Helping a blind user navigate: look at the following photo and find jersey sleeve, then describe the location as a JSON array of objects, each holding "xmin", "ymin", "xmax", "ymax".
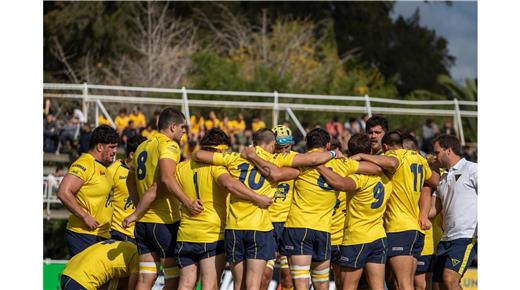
[
  {"xmin": 211, "ymin": 165, "xmax": 229, "ymax": 182},
  {"xmin": 212, "ymin": 152, "xmax": 239, "ymax": 167},
  {"xmin": 348, "ymin": 174, "xmax": 366, "ymax": 191},
  {"xmin": 272, "ymin": 151, "xmax": 296, "ymax": 167},
  {"xmin": 339, "ymin": 158, "xmax": 360, "ymax": 177},
  {"xmin": 422, "ymin": 157, "xmax": 433, "ymax": 181},
  {"xmin": 158, "ymin": 140, "xmax": 181, "ymax": 162},
  {"xmin": 67, "ymin": 157, "xmax": 92, "ymax": 182}
]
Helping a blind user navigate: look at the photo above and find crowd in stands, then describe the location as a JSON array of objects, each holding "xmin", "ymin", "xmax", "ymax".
[{"xmin": 44, "ymin": 102, "xmax": 477, "ymax": 163}]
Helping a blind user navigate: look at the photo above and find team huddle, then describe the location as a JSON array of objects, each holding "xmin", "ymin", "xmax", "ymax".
[{"xmin": 56, "ymin": 107, "xmax": 478, "ymax": 290}]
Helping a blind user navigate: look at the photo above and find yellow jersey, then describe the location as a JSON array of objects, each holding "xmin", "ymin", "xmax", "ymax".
[
  {"xmin": 129, "ymin": 113, "xmax": 146, "ymax": 128},
  {"xmin": 384, "ymin": 149, "xmax": 432, "ymax": 233},
  {"xmin": 212, "ymin": 146, "xmax": 294, "ymax": 231},
  {"xmin": 205, "ymin": 118, "xmax": 221, "ymax": 130},
  {"xmin": 330, "ymin": 191, "xmax": 347, "ymax": 246},
  {"xmin": 252, "ymin": 120, "xmax": 266, "ymax": 132},
  {"xmin": 342, "ymin": 173, "xmax": 392, "ymax": 246},
  {"xmin": 229, "ymin": 119, "xmax": 246, "ymax": 134},
  {"xmin": 66, "ymin": 153, "xmax": 114, "ymax": 238},
  {"xmin": 285, "ymin": 154, "xmax": 359, "ymax": 233},
  {"xmin": 114, "ymin": 115, "xmax": 129, "ymax": 131},
  {"xmin": 176, "ymin": 160, "xmax": 229, "ymax": 242},
  {"xmin": 269, "ymin": 151, "xmax": 298, "ymax": 223},
  {"xmin": 98, "ymin": 115, "xmax": 112, "ymax": 127},
  {"xmin": 62, "ymin": 240, "xmax": 138, "ymax": 290},
  {"xmin": 108, "ymin": 160, "xmax": 135, "ymax": 238},
  {"xmin": 141, "ymin": 129, "xmax": 158, "ymax": 139},
  {"xmin": 133, "ymin": 132, "xmax": 181, "ymax": 224}
]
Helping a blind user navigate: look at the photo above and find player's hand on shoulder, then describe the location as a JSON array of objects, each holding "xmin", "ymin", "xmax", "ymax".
[
  {"xmin": 334, "ymin": 148, "xmax": 344, "ymax": 158},
  {"xmin": 240, "ymin": 146, "xmax": 256, "ymax": 160}
]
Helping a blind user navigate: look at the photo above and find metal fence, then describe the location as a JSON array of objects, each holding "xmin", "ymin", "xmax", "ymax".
[
  {"xmin": 43, "ymin": 83, "xmax": 477, "ymax": 145},
  {"xmin": 43, "ymin": 175, "xmax": 63, "ymax": 218}
]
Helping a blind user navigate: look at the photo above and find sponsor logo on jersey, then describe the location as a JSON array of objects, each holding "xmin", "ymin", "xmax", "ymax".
[{"xmin": 71, "ymin": 164, "xmax": 87, "ymax": 171}]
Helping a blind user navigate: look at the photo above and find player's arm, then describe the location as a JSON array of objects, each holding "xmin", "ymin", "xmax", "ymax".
[
  {"xmin": 159, "ymin": 158, "xmax": 203, "ymax": 216},
  {"xmin": 125, "ymin": 169, "xmax": 139, "ymax": 205},
  {"xmin": 123, "ymin": 182, "xmax": 158, "ymax": 228},
  {"xmin": 191, "ymin": 150, "xmax": 216, "ymax": 164},
  {"xmin": 355, "ymin": 161, "xmax": 383, "ymax": 175},
  {"xmin": 424, "ymin": 169, "xmax": 440, "ymax": 188},
  {"xmin": 217, "ymin": 173, "xmax": 272, "ymax": 209},
  {"xmin": 419, "ymin": 185, "xmax": 433, "ymax": 230},
  {"xmin": 241, "ymin": 147, "xmax": 299, "ymax": 182},
  {"xmin": 56, "ymin": 174, "xmax": 99, "ymax": 230},
  {"xmin": 290, "ymin": 149, "xmax": 341, "ymax": 167},
  {"xmin": 428, "ymin": 194, "xmax": 442, "ymax": 219},
  {"xmin": 316, "ymin": 165, "xmax": 357, "ymax": 193},
  {"xmin": 351, "ymin": 153, "xmax": 399, "ymax": 171}
]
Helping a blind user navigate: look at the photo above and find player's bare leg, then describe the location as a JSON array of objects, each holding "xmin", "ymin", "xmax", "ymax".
[
  {"xmin": 442, "ymin": 269, "xmax": 462, "ymax": 290},
  {"xmin": 246, "ymin": 259, "xmax": 268, "ymax": 290},
  {"xmin": 260, "ymin": 259, "xmax": 275, "ymax": 290},
  {"xmin": 365, "ymin": 262, "xmax": 386, "ymax": 290},
  {"xmin": 161, "ymin": 257, "xmax": 180, "ymax": 290},
  {"xmin": 331, "ymin": 263, "xmax": 343, "ymax": 290},
  {"xmin": 310, "ymin": 260, "xmax": 330, "ymax": 290},
  {"xmin": 289, "ymin": 255, "xmax": 312, "ymax": 290},
  {"xmin": 279, "ymin": 255, "xmax": 294, "ymax": 290},
  {"xmin": 414, "ymin": 272, "xmax": 427, "ymax": 290},
  {"xmin": 389, "ymin": 256, "xmax": 416, "ymax": 290},
  {"xmin": 231, "ymin": 261, "xmax": 246, "ymax": 290},
  {"xmin": 135, "ymin": 253, "xmax": 160, "ymax": 290},
  {"xmin": 177, "ymin": 264, "xmax": 198, "ymax": 290},
  {"xmin": 200, "ymin": 253, "xmax": 226, "ymax": 290},
  {"xmin": 342, "ymin": 267, "xmax": 364, "ymax": 290}
]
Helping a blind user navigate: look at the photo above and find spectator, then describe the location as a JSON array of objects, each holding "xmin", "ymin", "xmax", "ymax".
[
  {"xmin": 344, "ymin": 117, "xmax": 362, "ymax": 134},
  {"xmin": 74, "ymin": 108, "xmax": 86, "ymax": 124},
  {"xmin": 114, "ymin": 108, "xmax": 129, "ymax": 134},
  {"xmin": 59, "ymin": 116, "xmax": 80, "ymax": 153},
  {"xmin": 44, "ymin": 113, "xmax": 60, "ymax": 153},
  {"xmin": 141, "ymin": 124, "xmax": 158, "ymax": 139},
  {"xmin": 204, "ymin": 110, "xmax": 221, "ymax": 130},
  {"xmin": 359, "ymin": 113, "xmax": 370, "ymax": 132},
  {"xmin": 326, "ymin": 116, "xmax": 344, "ymax": 138},
  {"xmin": 148, "ymin": 110, "xmax": 161, "ymax": 130},
  {"xmin": 421, "ymin": 118, "xmax": 440, "ymax": 153},
  {"xmin": 129, "ymin": 106, "xmax": 147, "ymax": 129},
  {"xmin": 77, "ymin": 123, "xmax": 93, "ymax": 154},
  {"xmin": 98, "ymin": 113, "xmax": 112, "ymax": 127},
  {"xmin": 251, "ymin": 115, "xmax": 266, "ymax": 132},
  {"xmin": 189, "ymin": 112, "xmax": 205, "ymax": 141},
  {"xmin": 121, "ymin": 120, "xmax": 138, "ymax": 145},
  {"xmin": 48, "ymin": 165, "xmax": 66, "ymax": 196},
  {"xmin": 441, "ymin": 121, "xmax": 457, "ymax": 136},
  {"xmin": 462, "ymin": 145, "xmax": 477, "ymax": 162}
]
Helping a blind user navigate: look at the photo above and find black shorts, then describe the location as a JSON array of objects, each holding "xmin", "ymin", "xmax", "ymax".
[
  {"xmin": 416, "ymin": 255, "xmax": 434, "ymax": 273},
  {"xmin": 273, "ymin": 222, "xmax": 285, "ymax": 253},
  {"xmin": 281, "ymin": 227, "xmax": 331, "ymax": 262},
  {"xmin": 65, "ymin": 230, "xmax": 106, "ymax": 257},
  {"xmin": 174, "ymin": 240, "xmax": 225, "ymax": 268},
  {"xmin": 387, "ymin": 230, "xmax": 424, "ymax": 258},
  {"xmin": 225, "ymin": 229, "xmax": 276, "ymax": 263},
  {"xmin": 339, "ymin": 238, "xmax": 387, "ymax": 269},
  {"xmin": 331, "ymin": 244, "xmax": 342, "ymax": 266},
  {"xmin": 110, "ymin": 229, "xmax": 136, "ymax": 245},
  {"xmin": 134, "ymin": 221, "xmax": 179, "ymax": 259},
  {"xmin": 433, "ymin": 238, "xmax": 477, "ymax": 282},
  {"xmin": 60, "ymin": 275, "xmax": 86, "ymax": 290}
]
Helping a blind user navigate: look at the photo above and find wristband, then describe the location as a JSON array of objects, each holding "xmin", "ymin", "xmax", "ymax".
[{"xmin": 329, "ymin": 150, "xmax": 337, "ymax": 158}]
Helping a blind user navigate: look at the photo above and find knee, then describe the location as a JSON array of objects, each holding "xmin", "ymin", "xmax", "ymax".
[{"xmin": 442, "ymin": 272, "xmax": 460, "ymax": 289}]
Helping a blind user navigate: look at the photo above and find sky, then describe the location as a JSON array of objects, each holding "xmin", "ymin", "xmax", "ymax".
[{"xmin": 391, "ymin": 1, "xmax": 477, "ymax": 83}]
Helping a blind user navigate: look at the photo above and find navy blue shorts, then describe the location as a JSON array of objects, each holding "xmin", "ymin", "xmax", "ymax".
[
  {"xmin": 281, "ymin": 227, "xmax": 331, "ymax": 262},
  {"xmin": 110, "ymin": 229, "xmax": 136, "ymax": 245},
  {"xmin": 387, "ymin": 230, "xmax": 424, "ymax": 258},
  {"xmin": 175, "ymin": 240, "xmax": 225, "ymax": 268},
  {"xmin": 273, "ymin": 222, "xmax": 285, "ymax": 253},
  {"xmin": 61, "ymin": 275, "xmax": 87, "ymax": 290},
  {"xmin": 134, "ymin": 221, "xmax": 179, "ymax": 258},
  {"xmin": 331, "ymin": 244, "xmax": 342, "ymax": 265},
  {"xmin": 65, "ymin": 230, "xmax": 107, "ymax": 256},
  {"xmin": 433, "ymin": 238, "xmax": 477, "ymax": 282},
  {"xmin": 225, "ymin": 229, "xmax": 276, "ymax": 263},
  {"xmin": 416, "ymin": 255, "xmax": 434, "ymax": 273},
  {"xmin": 339, "ymin": 238, "xmax": 387, "ymax": 269}
]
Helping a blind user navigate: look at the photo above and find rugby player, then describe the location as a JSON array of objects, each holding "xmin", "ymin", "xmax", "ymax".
[
  {"xmin": 108, "ymin": 135, "xmax": 147, "ymax": 243},
  {"xmin": 61, "ymin": 239, "xmax": 139, "ymax": 290},
  {"xmin": 175, "ymin": 129, "xmax": 272, "ymax": 290},
  {"xmin": 124, "ymin": 108, "xmax": 203, "ymax": 290},
  {"xmin": 57, "ymin": 125, "xmax": 119, "ymax": 256},
  {"xmin": 351, "ymin": 131, "xmax": 439, "ymax": 290},
  {"xmin": 317, "ymin": 133, "xmax": 391, "ymax": 290}
]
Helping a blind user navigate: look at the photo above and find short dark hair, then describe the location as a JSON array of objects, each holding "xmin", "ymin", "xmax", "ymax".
[
  {"xmin": 433, "ymin": 134, "xmax": 462, "ymax": 156},
  {"xmin": 253, "ymin": 128, "xmax": 275, "ymax": 146},
  {"xmin": 306, "ymin": 128, "xmax": 330, "ymax": 150},
  {"xmin": 347, "ymin": 133, "xmax": 371, "ymax": 155},
  {"xmin": 365, "ymin": 115, "xmax": 388, "ymax": 133},
  {"xmin": 382, "ymin": 130, "xmax": 403, "ymax": 147},
  {"xmin": 329, "ymin": 138, "xmax": 342, "ymax": 151},
  {"xmin": 89, "ymin": 125, "xmax": 119, "ymax": 149},
  {"xmin": 158, "ymin": 108, "xmax": 185, "ymax": 130},
  {"xmin": 402, "ymin": 133, "xmax": 419, "ymax": 151},
  {"xmin": 126, "ymin": 135, "xmax": 147, "ymax": 157},
  {"xmin": 201, "ymin": 128, "xmax": 231, "ymax": 151}
]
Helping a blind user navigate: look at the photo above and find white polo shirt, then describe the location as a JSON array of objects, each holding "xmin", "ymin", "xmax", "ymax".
[{"xmin": 435, "ymin": 158, "xmax": 477, "ymax": 241}]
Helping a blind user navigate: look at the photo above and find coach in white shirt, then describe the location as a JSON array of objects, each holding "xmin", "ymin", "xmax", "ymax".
[{"xmin": 429, "ymin": 134, "xmax": 477, "ymax": 290}]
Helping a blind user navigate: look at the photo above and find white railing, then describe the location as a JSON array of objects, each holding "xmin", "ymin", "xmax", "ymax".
[
  {"xmin": 43, "ymin": 176, "xmax": 63, "ymax": 218},
  {"xmin": 43, "ymin": 83, "xmax": 477, "ymax": 145}
]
